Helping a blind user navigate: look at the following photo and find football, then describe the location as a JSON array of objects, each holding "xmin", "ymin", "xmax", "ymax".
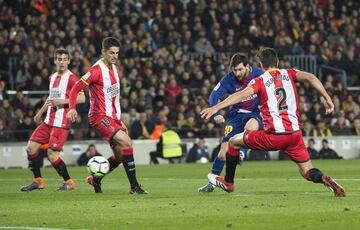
[{"xmin": 87, "ymin": 156, "xmax": 110, "ymax": 178}]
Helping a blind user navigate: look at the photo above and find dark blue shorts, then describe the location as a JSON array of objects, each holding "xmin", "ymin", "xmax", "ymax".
[{"xmin": 222, "ymin": 112, "xmax": 262, "ymax": 143}]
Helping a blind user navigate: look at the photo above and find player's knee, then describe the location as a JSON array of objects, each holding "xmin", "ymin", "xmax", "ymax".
[
  {"xmin": 113, "ymin": 133, "xmax": 132, "ymax": 147},
  {"xmin": 47, "ymin": 149, "xmax": 59, "ymax": 162},
  {"xmin": 229, "ymin": 136, "xmax": 242, "ymax": 148},
  {"xmin": 26, "ymin": 144, "xmax": 37, "ymax": 156}
]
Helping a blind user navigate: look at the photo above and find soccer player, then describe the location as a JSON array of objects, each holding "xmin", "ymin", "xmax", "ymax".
[
  {"xmin": 201, "ymin": 47, "xmax": 346, "ymax": 197},
  {"xmin": 198, "ymin": 53, "xmax": 263, "ymax": 193},
  {"xmin": 20, "ymin": 48, "xmax": 85, "ymax": 191},
  {"xmin": 67, "ymin": 37, "xmax": 147, "ymax": 194}
]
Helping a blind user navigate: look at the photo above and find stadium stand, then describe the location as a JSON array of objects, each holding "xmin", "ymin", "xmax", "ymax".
[{"xmin": 0, "ymin": 0, "xmax": 359, "ymax": 141}]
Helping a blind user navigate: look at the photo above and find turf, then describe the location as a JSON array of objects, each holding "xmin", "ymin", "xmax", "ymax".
[{"xmin": 0, "ymin": 160, "xmax": 359, "ymax": 230}]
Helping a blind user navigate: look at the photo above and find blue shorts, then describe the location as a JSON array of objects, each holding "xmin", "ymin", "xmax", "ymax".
[{"xmin": 222, "ymin": 112, "xmax": 262, "ymax": 143}]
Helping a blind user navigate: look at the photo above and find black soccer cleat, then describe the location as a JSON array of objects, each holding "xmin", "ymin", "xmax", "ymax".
[
  {"xmin": 129, "ymin": 185, "xmax": 148, "ymax": 194},
  {"xmin": 87, "ymin": 175, "xmax": 103, "ymax": 193}
]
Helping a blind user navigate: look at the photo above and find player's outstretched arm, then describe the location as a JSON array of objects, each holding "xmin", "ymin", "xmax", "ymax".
[
  {"xmin": 67, "ymin": 79, "xmax": 88, "ymax": 122},
  {"xmin": 201, "ymin": 87, "xmax": 254, "ymax": 120},
  {"xmin": 296, "ymin": 71, "xmax": 334, "ymax": 114}
]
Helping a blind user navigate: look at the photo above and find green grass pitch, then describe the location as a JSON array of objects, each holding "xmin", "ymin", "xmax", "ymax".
[{"xmin": 0, "ymin": 160, "xmax": 359, "ymax": 230}]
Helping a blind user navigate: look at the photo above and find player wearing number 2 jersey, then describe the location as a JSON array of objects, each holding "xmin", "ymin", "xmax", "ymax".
[{"xmin": 201, "ymin": 47, "xmax": 346, "ymax": 197}]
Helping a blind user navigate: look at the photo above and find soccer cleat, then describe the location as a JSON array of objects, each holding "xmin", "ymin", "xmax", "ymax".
[
  {"xmin": 208, "ymin": 173, "xmax": 234, "ymax": 193},
  {"xmin": 239, "ymin": 150, "xmax": 245, "ymax": 166},
  {"xmin": 56, "ymin": 179, "xmax": 76, "ymax": 191},
  {"xmin": 129, "ymin": 185, "xmax": 148, "ymax": 194},
  {"xmin": 198, "ymin": 182, "xmax": 215, "ymax": 193},
  {"xmin": 87, "ymin": 175, "xmax": 102, "ymax": 193},
  {"xmin": 20, "ymin": 177, "xmax": 45, "ymax": 191},
  {"xmin": 321, "ymin": 176, "xmax": 346, "ymax": 197}
]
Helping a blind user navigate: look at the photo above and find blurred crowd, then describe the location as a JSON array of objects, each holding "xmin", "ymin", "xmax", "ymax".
[{"xmin": 0, "ymin": 0, "xmax": 359, "ymax": 141}]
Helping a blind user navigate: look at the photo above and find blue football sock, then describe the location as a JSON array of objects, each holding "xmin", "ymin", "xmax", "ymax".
[
  {"xmin": 211, "ymin": 156, "xmax": 226, "ymax": 175},
  {"xmin": 240, "ymin": 148, "xmax": 248, "ymax": 158}
]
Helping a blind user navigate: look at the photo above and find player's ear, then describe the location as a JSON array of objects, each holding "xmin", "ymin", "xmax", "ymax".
[{"xmin": 101, "ymin": 49, "xmax": 105, "ymax": 56}]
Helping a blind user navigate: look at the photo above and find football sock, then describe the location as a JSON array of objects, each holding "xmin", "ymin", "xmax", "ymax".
[
  {"xmin": 211, "ymin": 156, "xmax": 225, "ymax": 175},
  {"xmin": 52, "ymin": 157, "xmax": 70, "ymax": 181},
  {"xmin": 121, "ymin": 147, "xmax": 139, "ymax": 189},
  {"xmin": 224, "ymin": 145, "xmax": 240, "ymax": 183},
  {"xmin": 304, "ymin": 168, "xmax": 324, "ymax": 183},
  {"xmin": 108, "ymin": 155, "xmax": 121, "ymax": 173},
  {"xmin": 28, "ymin": 153, "xmax": 42, "ymax": 178},
  {"xmin": 239, "ymin": 148, "xmax": 248, "ymax": 158}
]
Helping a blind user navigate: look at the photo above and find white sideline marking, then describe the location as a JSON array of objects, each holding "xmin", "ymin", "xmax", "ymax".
[{"xmin": 0, "ymin": 226, "xmax": 85, "ymax": 230}]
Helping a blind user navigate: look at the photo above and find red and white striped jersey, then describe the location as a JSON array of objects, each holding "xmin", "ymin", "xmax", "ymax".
[
  {"xmin": 44, "ymin": 70, "xmax": 79, "ymax": 128},
  {"xmin": 80, "ymin": 59, "xmax": 122, "ymax": 124},
  {"xmin": 248, "ymin": 68, "xmax": 300, "ymax": 134}
]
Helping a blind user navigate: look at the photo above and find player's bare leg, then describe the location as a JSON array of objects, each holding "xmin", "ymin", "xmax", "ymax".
[
  {"xmin": 20, "ymin": 141, "xmax": 45, "ymax": 191},
  {"xmin": 47, "ymin": 149, "xmax": 76, "ymax": 191},
  {"xmin": 297, "ymin": 161, "xmax": 346, "ymax": 197}
]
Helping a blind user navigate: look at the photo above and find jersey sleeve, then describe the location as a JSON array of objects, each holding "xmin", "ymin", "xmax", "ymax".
[
  {"xmin": 70, "ymin": 74, "xmax": 84, "ymax": 95},
  {"xmin": 247, "ymin": 77, "xmax": 261, "ymax": 94},
  {"xmin": 81, "ymin": 66, "xmax": 100, "ymax": 86},
  {"xmin": 209, "ymin": 77, "xmax": 229, "ymax": 117},
  {"xmin": 287, "ymin": 68, "xmax": 299, "ymax": 81}
]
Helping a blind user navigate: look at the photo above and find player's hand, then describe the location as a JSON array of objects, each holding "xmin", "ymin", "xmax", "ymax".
[
  {"xmin": 48, "ymin": 99, "xmax": 63, "ymax": 107},
  {"xmin": 323, "ymin": 98, "xmax": 334, "ymax": 115},
  {"xmin": 213, "ymin": 115, "xmax": 225, "ymax": 124},
  {"xmin": 200, "ymin": 107, "xmax": 219, "ymax": 120},
  {"xmin": 66, "ymin": 109, "xmax": 78, "ymax": 122},
  {"xmin": 33, "ymin": 113, "xmax": 43, "ymax": 124}
]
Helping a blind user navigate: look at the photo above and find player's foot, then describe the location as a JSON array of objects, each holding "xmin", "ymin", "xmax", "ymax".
[
  {"xmin": 208, "ymin": 173, "xmax": 234, "ymax": 193},
  {"xmin": 129, "ymin": 185, "xmax": 148, "ymax": 194},
  {"xmin": 198, "ymin": 182, "xmax": 215, "ymax": 193},
  {"xmin": 321, "ymin": 176, "xmax": 346, "ymax": 197},
  {"xmin": 20, "ymin": 177, "xmax": 45, "ymax": 191},
  {"xmin": 56, "ymin": 179, "xmax": 76, "ymax": 191},
  {"xmin": 239, "ymin": 150, "xmax": 245, "ymax": 166},
  {"xmin": 87, "ymin": 175, "xmax": 102, "ymax": 193}
]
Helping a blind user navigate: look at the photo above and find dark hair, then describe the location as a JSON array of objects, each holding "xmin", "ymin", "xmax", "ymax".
[
  {"xmin": 256, "ymin": 47, "xmax": 279, "ymax": 69},
  {"xmin": 229, "ymin": 53, "xmax": 248, "ymax": 70},
  {"xmin": 308, "ymin": 138, "xmax": 315, "ymax": 143},
  {"xmin": 54, "ymin": 48, "xmax": 70, "ymax": 59},
  {"xmin": 322, "ymin": 139, "xmax": 328, "ymax": 144},
  {"xmin": 102, "ymin": 37, "xmax": 120, "ymax": 50}
]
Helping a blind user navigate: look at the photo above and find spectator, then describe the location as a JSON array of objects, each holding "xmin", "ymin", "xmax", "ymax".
[
  {"xmin": 318, "ymin": 139, "xmax": 343, "ymax": 159},
  {"xmin": 149, "ymin": 129, "xmax": 183, "ymax": 164},
  {"xmin": 130, "ymin": 112, "xmax": 155, "ymax": 139},
  {"xmin": 307, "ymin": 138, "xmax": 319, "ymax": 159},
  {"xmin": 186, "ymin": 138, "xmax": 210, "ymax": 163},
  {"xmin": 15, "ymin": 116, "xmax": 36, "ymax": 141},
  {"xmin": 352, "ymin": 118, "xmax": 360, "ymax": 136},
  {"xmin": 77, "ymin": 144, "xmax": 102, "ymax": 166}
]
